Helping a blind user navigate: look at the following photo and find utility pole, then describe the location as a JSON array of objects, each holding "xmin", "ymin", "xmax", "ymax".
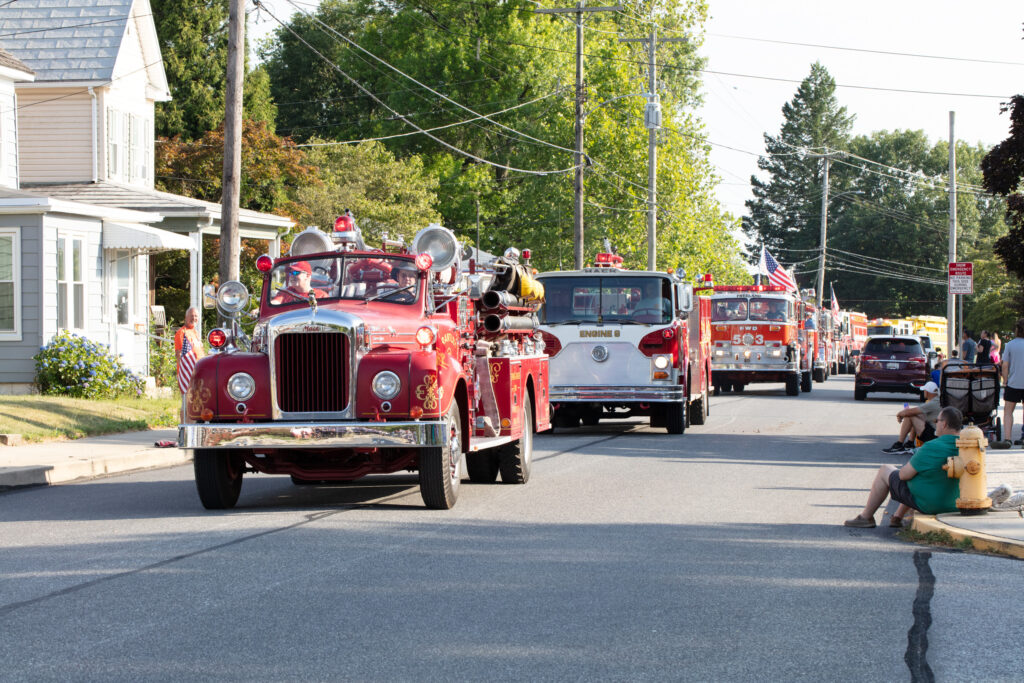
[
  {"xmin": 220, "ymin": 0, "xmax": 245, "ymax": 293},
  {"xmin": 806, "ymin": 152, "xmax": 840, "ymax": 309},
  {"xmin": 536, "ymin": 3, "xmax": 621, "ymax": 269},
  {"xmin": 620, "ymin": 30, "xmax": 684, "ymax": 271},
  {"xmin": 947, "ymin": 111, "xmax": 958, "ymax": 357}
]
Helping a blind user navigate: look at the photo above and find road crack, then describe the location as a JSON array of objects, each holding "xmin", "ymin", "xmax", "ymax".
[{"xmin": 905, "ymin": 550, "xmax": 936, "ymax": 683}]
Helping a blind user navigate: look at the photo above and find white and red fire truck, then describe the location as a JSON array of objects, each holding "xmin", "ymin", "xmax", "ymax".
[
  {"xmin": 707, "ymin": 284, "xmax": 813, "ymax": 396},
  {"xmin": 178, "ymin": 217, "xmax": 550, "ymax": 510},
  {"xmin": 535, "ymin": 253, "xmax": 711, "ymax": 434},
  {"xmin": 836, "ymin": 310, "xmax": 868, "ymax": 373}
]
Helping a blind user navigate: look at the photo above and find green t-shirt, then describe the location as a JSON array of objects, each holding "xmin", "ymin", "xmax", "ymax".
[{"xmin": 908, "ymin": 434, "xmax": 961, "ymax": 514}]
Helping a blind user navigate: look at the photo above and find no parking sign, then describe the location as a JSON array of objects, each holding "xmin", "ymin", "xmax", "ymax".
[{"xmin": 948, "ymin": 262, "xmax": 973, "ymax": 295}]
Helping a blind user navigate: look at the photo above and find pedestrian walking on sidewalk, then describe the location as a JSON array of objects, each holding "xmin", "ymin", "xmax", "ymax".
[
  {"xmin": 999, "ymin": 319, "xmax": 1024, "ymax": 447},
  {"xmin": 845, "ymin": 407, "xmax": 963, "ymax": 529},
  {"xmin": 978, "ymin": 330, "xmax": 994, "ymax": 365},
  {"xmin": 961, "ymin": 330, "xmax": 977, "ymax": 363}
]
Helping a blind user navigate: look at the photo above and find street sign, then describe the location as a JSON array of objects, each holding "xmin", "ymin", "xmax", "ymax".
[{"xmin": 948, "ymin": 262, "xmax": 973, "ymax": 294}]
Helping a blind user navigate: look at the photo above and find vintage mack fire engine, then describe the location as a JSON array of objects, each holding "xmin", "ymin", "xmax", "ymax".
[
  {"xmin": 178, "ymin": 217, "xmax": 550, "ymax": 510},
  {"xmin": 708, "ymin": 284, "xmax": 813, "ymax": 396},
  {"xmin": 534, "ymin": 254, "xmax": 710, "ymax": 434}
]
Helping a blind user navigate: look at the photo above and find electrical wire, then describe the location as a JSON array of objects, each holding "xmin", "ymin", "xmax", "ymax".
[{"xmin": 255, "ymin": 0, "xmax": 580, "ymax": 176}]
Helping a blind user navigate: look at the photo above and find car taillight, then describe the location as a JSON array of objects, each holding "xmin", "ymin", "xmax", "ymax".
[
  {"xmin": 640, "ymin": 328, "xmax": 678, "ymax": 365},
  {"xmin": 861, "ymin": 354, "xmax": 878, "ymax": 367},
  {"xmin": 539, "ymin": 331, "xmax": 562, "ymax": 357},
  {"xmin": 909, "ymin": 355, "xmax": 927, "ymax": 366}
]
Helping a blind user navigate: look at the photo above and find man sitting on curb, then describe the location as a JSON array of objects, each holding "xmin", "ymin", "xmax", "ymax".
[
  {"xmin": 845, "ymin": 406, "xmax": 963, "ymax": 529},
  {"xmin": 882, "ymin": 380, "xmax": 941, "ymax": 454}
]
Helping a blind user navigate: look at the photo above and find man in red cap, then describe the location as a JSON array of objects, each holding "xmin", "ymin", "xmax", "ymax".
[{"xmin": 271, "ymin": 261, "xmax": 327, "ymax": 304}]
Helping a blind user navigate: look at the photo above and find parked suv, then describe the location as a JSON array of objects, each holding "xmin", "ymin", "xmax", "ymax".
[{"xmin": 854, "ymin": 335, "xmax": 930, "ymax": 401}]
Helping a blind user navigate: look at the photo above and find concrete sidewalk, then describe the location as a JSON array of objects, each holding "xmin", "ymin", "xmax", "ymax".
[
  {"xmin": 0, "ymin": 429, "xmax": 189, "ymax": 488},
  {"xmin": 909, "ymin": 447, "xmax": 1024, "ymax": 560}
]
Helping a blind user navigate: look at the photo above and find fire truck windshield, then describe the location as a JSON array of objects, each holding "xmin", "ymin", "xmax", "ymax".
[
  {"xmin": 541, "ymin": 276, "xmax": 671, "ymax": 324},
  {"xmin": 712, "ymin": 297, "xmax": 790, "ymax": 322},
  {"xmin": 268, "ymin": 255, "xmax": 420, "ymax": 306}
]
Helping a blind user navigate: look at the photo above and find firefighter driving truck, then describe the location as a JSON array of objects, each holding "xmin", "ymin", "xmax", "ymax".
[
  {"xmin": 178, "ymin": 216, "xmax": 550, "ymax": 510},
  {"xmin": 708, "ymin": 284, "xmax": 814, "ymax": 396},
  {"xmin": 535, "ymin": 253, "xmax": 711, "ymax": 434}
]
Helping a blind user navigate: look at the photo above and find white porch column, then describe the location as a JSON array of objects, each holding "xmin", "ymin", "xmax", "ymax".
[{"xmin": 189, "ymin": 229, "xmax": 203, "ymax": 332}]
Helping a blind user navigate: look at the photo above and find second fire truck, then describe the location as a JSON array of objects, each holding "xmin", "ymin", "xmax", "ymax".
[
  {"xmin": 535, "ymin": 254, "xmax": 712, "ymax": 434},
  {"xmin": 707, "ymin": 284, "xmax": 814, "ymax": 396}
]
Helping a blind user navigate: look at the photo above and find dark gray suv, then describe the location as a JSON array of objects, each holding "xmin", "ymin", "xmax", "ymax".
[{"xmin": 854, "ymin": 336, "xmax": 930, "ymax": 400}]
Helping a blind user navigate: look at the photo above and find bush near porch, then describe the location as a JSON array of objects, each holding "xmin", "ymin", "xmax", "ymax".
[{"xmin": 34, "ymin": 331, "xmax": 144, "ymax": 399}]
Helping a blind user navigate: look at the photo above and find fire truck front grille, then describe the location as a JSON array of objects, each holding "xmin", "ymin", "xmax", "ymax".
[{"xmin": 275, "ymin": 333, "xmax": 349, "ymax": 413}]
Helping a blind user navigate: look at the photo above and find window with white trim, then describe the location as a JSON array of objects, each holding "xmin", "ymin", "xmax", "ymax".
[
  {"xmin": 0, "ymin": 228, "xmax": 20, "ymax": 339},
  {"xmin": 57, "ymin": 235, "xmax": 85, "ymax": 330},
  {"xmin": 128, "ymin": 115, "xmax": 149, "ymax": 182},
  {"xmin": 106, "ymin": 109, "xmax": 124, "ymax": 180}
]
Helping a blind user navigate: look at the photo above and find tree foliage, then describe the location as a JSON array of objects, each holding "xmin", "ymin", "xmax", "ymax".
[
  {"xmin": 260, "ymin": 0, "xmax": 747, "ymax": 279},
  {"xmin": 744, "ymin": 63, "xmax": 855, "ymax": 254}
]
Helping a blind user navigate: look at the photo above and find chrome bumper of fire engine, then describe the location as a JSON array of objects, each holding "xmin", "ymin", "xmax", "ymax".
[
  {"xmin": 711, "ymin": 361, "xmax": 797, "ymax": 372},
  {"xmin": 178, "ymin": 420, "xmax": 447, "ymax": 450},
  {"xmin": 550, "ymin": 385, "xmax": 684, "ymax": 402}
]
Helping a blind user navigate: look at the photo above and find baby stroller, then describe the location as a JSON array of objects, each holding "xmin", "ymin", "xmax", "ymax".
[{"xmin": 940, "ymin": 362, "xmax": 1002, "ymax": 440}]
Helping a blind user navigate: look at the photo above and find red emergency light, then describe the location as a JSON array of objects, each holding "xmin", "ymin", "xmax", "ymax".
[
  {"xmin": 334, "ymin": 212, "xmax": 355, "ymax": 232},
  {"xmin": 713, "ymin": 285, "xmax": 788, "ymax": 292},
  {"xmin": 255, "ymin": 254, "xmax": 273, "ymax": 273},
  {"xmin": 594, "ymin": 253, "xmax": 623, "ymax": 266}
]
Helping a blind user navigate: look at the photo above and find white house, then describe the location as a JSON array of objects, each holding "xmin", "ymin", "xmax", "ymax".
[{"xmin": 0, "ymin": 0, "xmax": 292, "ymax": 393}]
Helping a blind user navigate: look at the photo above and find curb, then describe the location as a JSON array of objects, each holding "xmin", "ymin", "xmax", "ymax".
[
  {"xmin": 0, "ymin": 449, "xmax": 192, "ymax": 489},
  {"xmin": 910, "ymin": 514, "xmax": 1024, "ymax": 560}
]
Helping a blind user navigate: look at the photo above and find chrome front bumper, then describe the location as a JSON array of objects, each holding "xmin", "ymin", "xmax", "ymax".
[
  {"xmin": 711, "ymin": 360, "xmax": 796, "ymax": 372},
  {"xmin": 179, "ymin": 420, "xmax": 447, "ymax": 450},
  {"xmin": 550, "ymin": 385, "xmax": 683, "ymax": 403}
]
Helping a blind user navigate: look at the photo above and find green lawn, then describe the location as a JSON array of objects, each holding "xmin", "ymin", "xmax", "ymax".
[{"xmin": 0, "ymin": 395, "xmax": 180, "ymax": 443}]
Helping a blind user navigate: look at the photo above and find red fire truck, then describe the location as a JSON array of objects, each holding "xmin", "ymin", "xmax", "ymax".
[
  {"xmin": 178, "ymin": 218, "xmax": 550, "ymax": 510},
  {"xmin": 708, "ymin": 284, "xmax": 812, "ymax": 396},
  {"xmin": 836, "ymin": 310, "xmax": 868, "ymax": 374},
  {"xmin": 535, "ymin": 254, "xmax": 712, "ymax": 434}
]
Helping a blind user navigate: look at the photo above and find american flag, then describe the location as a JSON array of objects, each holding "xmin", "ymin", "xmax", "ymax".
[
  {"xmin": 177, "ymin": 335, "xmax": 198, "ymax": 394},
  {"xmin": 759, "ymin": 247, "xmax": 797, "ymax": 292},
  {"xmin": 830, "ymin": 284, "xmax": 841, "ymax": 321}
]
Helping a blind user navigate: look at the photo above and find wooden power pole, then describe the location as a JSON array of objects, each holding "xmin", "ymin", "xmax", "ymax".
[
  {"xmin": 535, "ymin": 3, "xmax": 621, "ymax": 269},
  {"xmin": 220, "ymin": 0, "xmax": 245, "ymax": 290}
]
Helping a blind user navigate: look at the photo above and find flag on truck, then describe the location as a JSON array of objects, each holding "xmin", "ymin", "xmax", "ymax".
[
  {"xmin": 177, "ymin": 335, "xmax": 197, "ymax": 394},
  {"xmin": 831, "ymin": 284, "xmax": 841, "ymax": 321},
  {"xmin": 759, "ymin": 246, "xmax": 797, "ymax": 292}
]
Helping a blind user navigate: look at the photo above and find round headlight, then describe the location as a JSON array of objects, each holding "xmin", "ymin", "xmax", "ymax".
[
  {"xmin": 653, "ymin": 355, "xmax": 670, "ymax": 369},
  {"xmin": 411, "ymin": 224, "xmax": 459, "ymax": 272},
  {"xmin": 217, "ymin": 280, "xmax": 249, "ymax": 314},
  {"xmin": 226, "ymin": 372, "xmax": 256, "ymax": 401},
  {"xmin": 372, "ymin": 371, "xmax": 401, "ymax": 400}
]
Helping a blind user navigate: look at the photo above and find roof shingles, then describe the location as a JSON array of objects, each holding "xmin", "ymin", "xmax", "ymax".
[{"xmin": 0, "ymin": 0, "xmax": 132, "ymax": 82}]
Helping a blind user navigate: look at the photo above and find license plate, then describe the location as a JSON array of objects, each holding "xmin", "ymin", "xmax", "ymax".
[{"xmin": 887, "ymin": 362, "xmax": 900, "ymax": 369}]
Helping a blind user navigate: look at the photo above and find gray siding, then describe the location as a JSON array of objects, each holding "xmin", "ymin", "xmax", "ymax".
[{"xmin": 0, "ymin": 215, "xmax": 42, "ymax": 384}]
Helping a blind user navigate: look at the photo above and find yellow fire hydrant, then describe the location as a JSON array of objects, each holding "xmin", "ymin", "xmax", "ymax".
[{"xmin": 942, "ymin": 424, "xmax": 992, "ymax": 515}]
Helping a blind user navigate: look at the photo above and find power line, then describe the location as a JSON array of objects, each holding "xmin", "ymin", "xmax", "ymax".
[
  {"xmin": 707, "ymin": 32, "xmax": 1024, "ymax": 67},
  {"xmin": 255, "ymin": 0, "xmax": 580, "ymax": 176}
]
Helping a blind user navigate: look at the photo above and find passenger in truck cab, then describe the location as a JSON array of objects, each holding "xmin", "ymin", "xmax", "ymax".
[
  {"xmin": 632, "ymin": 281, "xmax": 671, "ymax": 321},
  {"xmin": 803, "ymin": 311, "xmax": 816, "ymax": 330},
  {"xmin": 727, "ymin": 300, "xmax": 747, "ymax": 320},
  {"xmin": 378, "ymin": 263, "xmax": 419, "ymax": 303},
  {"xmin": 767, "ymin": 301, "xmax": 787, "ymax": 321},
  {"xmin": 271, "ymin": 261, "xmax": 328, "ymax": 304}
]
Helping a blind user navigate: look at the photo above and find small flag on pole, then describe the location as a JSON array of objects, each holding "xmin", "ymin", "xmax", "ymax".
[
  {"xmin": 177, "ymin": 335, "xmax": 198, "ymax": 395},
  {"xmin": 759, "ymin": 246, "xmax": 797, "ymax": 292},
  {"xmin": 830, "ymin": 284, "xmax": 841, "ymax": 321}
]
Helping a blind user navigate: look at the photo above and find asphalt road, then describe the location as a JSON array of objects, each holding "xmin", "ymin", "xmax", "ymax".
[{"xmin": 1, "ymin": 375, "xmax": 1021, "ymax": 681}]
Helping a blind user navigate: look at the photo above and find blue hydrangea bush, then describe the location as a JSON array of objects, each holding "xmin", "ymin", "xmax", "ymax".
[{"xmin": 34, "ymin": 331, "xmax": 144, "ymax": 398}]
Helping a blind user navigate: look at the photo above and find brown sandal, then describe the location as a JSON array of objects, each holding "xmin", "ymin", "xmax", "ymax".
[{"xmin": 889, "ymin": 516, "xmax": 903, "ymax": 528}]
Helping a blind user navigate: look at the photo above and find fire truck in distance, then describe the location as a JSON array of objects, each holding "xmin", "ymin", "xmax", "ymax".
[
  {"xmin": 707, "ymin": 284, "xmax": 813, "ymax": 396},
  {"xmin": 836, "ymin": 310, "xmax": 868, "ymax": 373},
  {"xmin": 535, "ymin": 253, "xmax": 711, "ymax": 434},
  {"xmin": 179, "ymin": 214, "xmax": 550, "ymax": 510}
]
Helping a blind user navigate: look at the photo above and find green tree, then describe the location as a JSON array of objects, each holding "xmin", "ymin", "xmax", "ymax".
[
  {"xmin": 261, "ymin": 0, "xmax": 745, "ymax": 279},
  {"xmin": 153, "ymin": 0, "xmax": 277, "ymax": 139},
  {"xmin": 744, "ymin": 62, "xmax": 855, "ymax": 254}
]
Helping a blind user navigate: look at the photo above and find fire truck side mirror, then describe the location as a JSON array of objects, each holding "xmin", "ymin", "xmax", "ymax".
[{"xmin": 675, "ymin": 283, "xmax": 694, "ymax": 313}]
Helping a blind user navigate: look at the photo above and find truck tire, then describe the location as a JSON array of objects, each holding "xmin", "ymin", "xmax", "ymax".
[
  {"xmin": 801, "ymin": 370, "xmax": 813, "ymax": 393},
  {"xmin": 420, "ymin": 401, "xmax": 463, "ymax": 509},
  {"xmin": 499, "ymin": 395, "xmax": 533, "ymax": 484},
  {"xmin": 194, "ymin": 449, "xmax": 244, "ymax": 509},
  {"xmin": 813, "ymin": 367, "xmax": 825, "ymax": 383},
  {"xmin": 785, "ymin": 374, "xmax": 800, "ymax": 396},
  {"xmin": 665, "ymin": 400, "xmax": 686, "ymax": 434},
  {"xmin": 466, "ymin": 451, "xmax": 499, "ymax": 483},
  {"xmin": 733, "ymin": 383, "xmax": 745, "ymax": 394},
  {"xmin": 689, "ymin": 388, "xmax": 708, "ymax": 426}
]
